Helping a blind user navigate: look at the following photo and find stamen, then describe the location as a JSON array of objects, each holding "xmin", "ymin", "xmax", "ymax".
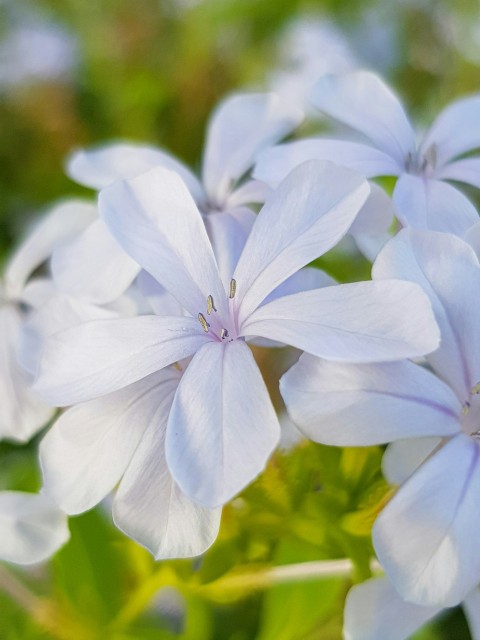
[
  {"xmin": 207, "ymin": 295, "xmax": 217, "ymax": 315},
  {"xmin": 173, "ymin": 362, "xmax": 183, "ymax": 372},
  {"xmin": 229, "ymin": 279, "xmax": 236, "ymax": 299},
  {"xmin": 425, "ymin": 143, "xmax": 437, "ymax": 169},
  {"xmin": 471, "ymin": 382, "xmax": 480, "ymax": 395},
  {"xmin": 198, "ymin": 312, "xmax": 210, "ymax": 332},
  {"xmin": 463, "ymin": 401, "xmax": 471, "ymax": 415},
  {"xmin": 221, "ymin": 328, "xmax": 229, "ymax": 340}
]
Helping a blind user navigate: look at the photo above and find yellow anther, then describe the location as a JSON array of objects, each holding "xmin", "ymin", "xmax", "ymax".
[
  {"xmin": 471, "ymin": 382, "xmax": 480, "ymax": 395},
  {"xmin": 207, "ymin": 295, "xmax": 216, "ymax": 315},
  {"xmin": 221, "ymin": 328, "xmax": 229, "ymax": 340},
  {"xmin": 463, "ymin": 401, "xmax": 471, "ymax": 416},
  {"xmin": 229, "ymin": 279, "xmax": 237, "ymax": 299},
  {"xmin": 198, "ymin": 312, "xmax": 210, "ymax": 333},
  {"xmin": 173, "ymin": 362, "xmax": 183, "ymax": 372}
]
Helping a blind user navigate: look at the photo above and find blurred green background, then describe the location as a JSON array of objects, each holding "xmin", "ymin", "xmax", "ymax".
[{"xmin": 1, "ymin": 0, "xmax": 479, "ymax": 637}]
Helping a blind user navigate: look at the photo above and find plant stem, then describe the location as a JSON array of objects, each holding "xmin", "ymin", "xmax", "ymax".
[{"xmin": 0, "ymin": 564, "xmax": 40, "ymax": 615}]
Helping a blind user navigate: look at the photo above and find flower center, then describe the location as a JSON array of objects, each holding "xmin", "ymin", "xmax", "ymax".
[
  {"xmin": 405, "ymin": 143, "xmax": 437, "ymax": 177},
  {"xmin": 196, "ymin": 279, "xmax": 237, "ymax": 342},
  {"xmin": 461, "ymin": 382, "xmax": 480, "ymax": 439}
]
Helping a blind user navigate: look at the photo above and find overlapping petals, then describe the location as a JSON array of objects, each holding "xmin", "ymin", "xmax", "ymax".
[{"xmin": 255, "ymin": 71, "xmax": 480, "ymax": 237}]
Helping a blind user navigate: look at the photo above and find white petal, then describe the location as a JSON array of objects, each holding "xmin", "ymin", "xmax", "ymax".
[
  {"xmin": 438, "ymin": 157, "xmax": 480, "ymax": 189},
  {"xmin": 311, "ymin": 72, "xmax": 415, "ymax": 165},
  {"xmin": 34, "ymin": 315, "xmax": 209, "ymax": 406},
  {"xmin": 202, "ymin": 92, "xmax": 302, "ymax": 206},
  {"xmin": 354, "ymin": 231, "xmax": 393, "ymax": 263},
  {"xmin": 344, "ymin": 576, "xmax": 441, "ymax": 640},
  {"xmin": 349, "ymin": 183, "xmax": 394, "ymax": 236},
  {"xmin": 166, "ymin": 341, "xmax": 280, "ymax": 508},
  {"xmin": 250, "ymin": 268, "xmax": 335, "ymax": 348},
  {"xmin": 421, "ymin": 96, "xmax": 480, "ymax": 167},
  {"xmin": 51, "ymin": 219, "xmax": 140, "ymax": 304},
  {"xmin": 373, "ymin": 229, "xmax": 480, "ymax": 399},
  {"xmin": 113, "ymin": 380, "xmax": 221, "ymax": 559},
  {"xmin": 0, "ymin": 307, "xmax": 53, "ymax": 442},
  {"xmin": 19, "ymin": 278, "xmax": 57, "ymax": 308},
  {"xmin": 234, "ymin": 160, "xmax": 370, "ymax": 324},
  {"xmin": 5, "ymin": 200, "xmax": 97, "ymax": 299},
  {"xmin": 226, "ymin": 179, "xmax": 272, "ymax": 209},
  {"xmin": 67, "ymin": 143, "xmax": 204, "ymax": 202},
  {"xmin": 263, "ymin": 266, "xmax": 335, "ymax": 305},
  {"xmin": 280, "ymin": 355, "xmax": 460, "ymax": 446},
  {"xmin": 373, "ymin": 434, "xmax": 480, "ymax": 607},
  {"xmin": 254, "ymin": 139, "xmax": 401, "ymax": 188},
  {"xmin": 241, "ymin": 280, "xmax": 440, "ymax": 362},
  {"xmin": 464, "ymin": 222, "xmax": 480, "ymax": 260},
  {"xmin": 382, "ymin": 437, "xmax": 442, "ymax": 486},
  {"xmin": 19, "ymin": 294, "xmax": 117, "ymax": 376},
  {"xmin": 99, "ymin": 166, "xmax": 227, "ymax": 319},
  {"xmin": 135, "ymin": 271, "xmax": 184, "ymax": 317},
  {"xmin": 0, "ymin": 492, "xmax": 69, "ymax": 564},
  {"xmin": 203, "ymin": 208, "xmax": 256, "ymax": 289},
  {"xmin": 392, "ymin": 174, "xmax": 478, "ymax": 236},
  {"xmin": 40, "ymin": 369, "xmax": 180, "ymax": 514},
  {"xmin": 463, "ymin": 588, "xmax": 480, "ymax": 640}
]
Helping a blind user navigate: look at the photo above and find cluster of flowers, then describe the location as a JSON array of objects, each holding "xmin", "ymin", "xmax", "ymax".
[{"xmin": 3, "ymin": 71, "xmax": 480, "ymax": 639}]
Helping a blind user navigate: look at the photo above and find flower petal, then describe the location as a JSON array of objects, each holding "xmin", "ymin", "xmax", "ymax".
[
  {"xmin": 226, "ymin": 179, "xmax": 272, "ymax": 209},
  {"xmin": 463, "ymin": 588, "xmax": 480, "ymax": 640},
  {"xmin": 438, "ymin": 157, "xmax": 480, "ymax": 189},
  {"xmin": 165, "ymin": 340, "xmax": 280, "ymax": 508},
  {"xmin": 464, "ymin": 222, "xmax": 480, "ymax": 259},
  {"xmin": 373, "ymin": 434, "xmax": 480, "ymax": 607},
  {"xmin": 113, "ymin": 377, "xmax": 221, "ymax": 559},
  {"xmin": 242, "ymin": 280, "xmax": 440, "ymax": 362},
  {"xmin": 51, "ymin": 219, "xmax": 140, "ymax": 304},
  {"xmin": 311, "ymin": 72, "xmax": 415, "ymax": 165},
  {"xmin": 382, "ymin": 437, "xmax": 442, "ymax": 486},
  {"xmin": 250, "ymin": 268, "xmax": 335, "ymax": 348},
  {"xmin": 67, "ymin": 143, "xmax": 205, "ymax": 201},
  {"xmin": 392, "ymin": 174, "xmax": 478, "ymax": 236},
  {"xmin": 202, "ymin": 92, "xmax": 302, "ymax": 206},
  {"xmin": 344, "ymin": 576, "xmax": 441, "ymax": 640},
  {"xmin": 234, "ymin": 160, "xmax": 369, "ymax": 324},
  {"xmin": 99, "ymin": 166, "xmax": 227, "ymax": 318},
  {"xmin": 34, "ymin": 315, "xmax": 209, "ymax": 406},
  {"xmin": 0, "ymin": 307, "xmax": 53, "ymax": 442},
  {"xmin": 40, "ymin": 369, "xmax": 180, "ymax": 514},
  {"xmin": 421, "ymin": 96, "xmax": 480, "ymax": 167},
  {"xmin": 373, "ymin": 229, "xmax": 480, "ymax": 399},
  {"xmin": 5, "ymin": 200, "xmax": 97, "ymax": 299},
  {"xmin": 349, "ymin": 183, "xmax": 394, "ymax": 236},
  {"xmin": 135, "ymin": 271, "xmax": 184, "ymax": 317},
  {"xmin": 254, "ymin": 139, "xmax": 401, "ymax": 188},
  {"xmin": 203, "ymin": 208, "xmax": 256, "ymax": 289},
  {"xmin": 280, "ymin": 355, "xmax": 460, "ymax": 446},
  {"xmin": 19, "ymin": 294, "xmax": 117, "ymax": 376},
  {"xmin": 0, "ymin": 492, "xmax": 69, "ymax": 564}
]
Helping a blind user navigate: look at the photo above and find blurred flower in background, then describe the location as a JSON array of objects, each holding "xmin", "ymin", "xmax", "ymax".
[{"xmin": 0, "ymin": 0, "xmax": 77, "ymax": 90}]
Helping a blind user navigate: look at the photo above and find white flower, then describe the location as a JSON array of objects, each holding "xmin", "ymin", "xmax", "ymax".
[
  {"xmin": 63, "ymin": 93, "xmax": 303, "ymax": 296},
  {"xmin": 344, "ymin": 576, "xmax": 480, "ymax": 640},
  {"xmin": 40, "ymin": 366, "xmax": 221, "ymax": 560},
  {"xmin": 0, "ymin": 199, "xmax": 95, "ymax": 441},
  {"xmin": 0, "ymin": 491, "xmax": 69, "ymax": 564},
  {"xmin": 34, "ymin": 161, "xmax": 439, "ymax": 516},
  {"xmin": 255, "ymin": 70, "xmax": 480, "ymax": 237},
  {"xmin": 281, "ymin": 229, "xmax": 480, "ymax": 607}
]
